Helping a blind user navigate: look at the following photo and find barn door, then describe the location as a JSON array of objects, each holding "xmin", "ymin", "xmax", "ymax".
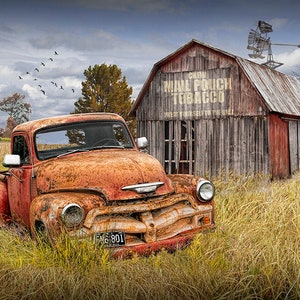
[{"xmin": 164, "ymin": 120, "xmax": 195, "ymax": 174}]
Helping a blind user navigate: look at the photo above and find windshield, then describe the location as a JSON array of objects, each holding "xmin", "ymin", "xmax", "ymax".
[{"xmin": 35, "ymin": 121, "xmax": 134, "ymax": 160}]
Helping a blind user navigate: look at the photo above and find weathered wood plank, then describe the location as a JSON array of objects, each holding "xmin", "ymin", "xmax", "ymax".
[{"xmin": 135, "ymin": 42, "xmax": 297, "ymax": 178}]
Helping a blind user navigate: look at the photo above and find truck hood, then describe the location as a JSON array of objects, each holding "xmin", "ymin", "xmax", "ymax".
[{"xmin": 35, "ymin": 150, "xmax": 174, "ymax": 201}]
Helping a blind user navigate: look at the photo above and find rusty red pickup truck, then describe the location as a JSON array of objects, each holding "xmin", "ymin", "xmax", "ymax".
[{"xmin": 0, "ymin": 113, "xmax": 215, "ymax": 257}]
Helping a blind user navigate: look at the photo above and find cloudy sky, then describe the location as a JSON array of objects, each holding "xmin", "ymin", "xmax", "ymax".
[{"xmin": 1, "ymin": 0, "xmax": 300, "ymax": 127}]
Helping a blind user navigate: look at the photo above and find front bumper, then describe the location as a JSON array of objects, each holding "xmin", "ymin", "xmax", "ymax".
[
  {"xmin": 112, "ymin": 231, "xmax": 204, "ymax": 258},
  {"xmin": 69, "ymin": 193, "xmax": 214, "ymax": 253}
]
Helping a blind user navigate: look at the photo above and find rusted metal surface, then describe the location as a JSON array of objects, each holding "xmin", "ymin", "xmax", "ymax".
[
  {"xmin": 34, "ymin": 150, "xmax": 174, "ymax": 201},
  {"xmin": 0, "ymin": 180, "xmax": 9, "ymax": 223},
  {"xmin": 237, "ymin": 57, "xmax": 300, "ymax": 116},
  {"xmin": 0, "ymin": 113, "xmax": 215, "ymax": 255},
  {"xmin": 13, "ymin": 113, "xmax": 125, "ymax": 136},
  {"xmin": 68, "ymin": 193, "xmax": 213, "ymax": 246},
  {"xmin": 112, "ymin": 232, "xmax": 201, "ymax": 258},
  {"xmin": 30, "ymin": 192, "xmax": 104, "ymax": 235}
]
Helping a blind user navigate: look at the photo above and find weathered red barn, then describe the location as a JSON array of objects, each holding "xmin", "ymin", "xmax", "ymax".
[{"xmin": 130, "ymin": 39, "xmax": 300, "ymax": 178}]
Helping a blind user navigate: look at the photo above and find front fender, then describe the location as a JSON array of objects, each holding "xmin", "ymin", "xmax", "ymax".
[
  {"xmin": 0, "ymin": 179, "xmax": 9, "ymax": 223},
  {"xmin": 167, "ymin": 174, "xmax": 201, "ymax": 199},
  {"xmin": 30, "ymin": 192, "xmax": 105, "ymax": 236}
]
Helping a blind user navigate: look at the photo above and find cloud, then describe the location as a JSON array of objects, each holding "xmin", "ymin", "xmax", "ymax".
[
  {"xmin": 22, "ymin": 84, "xmax": 45, "ymax": 100},
  {"xmin": 268, "ymin": 18, "xmax": 288, "ymax": 30},
  {"xmin": 1, "ymin": 0, "xmax": 300, "ymax": 124},
  {"xmin": 277, "ymin": 48, "xmax": 300, "ymax": 72},
  {"xmin": 57, "ymin": 0, "xmax": 192, "ymax": 13},
  {"xmin": 0, "ymin": 25, "xmax": 14, "ymax": 34},
  {"xmin": 20, "ymin": 83, "xmax": 77, "ymax": 120}
]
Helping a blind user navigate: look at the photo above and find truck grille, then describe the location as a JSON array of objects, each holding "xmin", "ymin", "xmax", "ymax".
[{"xmin": 71, "ymin": 193, "xmax": 213, "ymax": 246}]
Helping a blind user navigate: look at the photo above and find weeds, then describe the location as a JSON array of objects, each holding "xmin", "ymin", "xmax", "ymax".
[
  {"xmin": 0, "ymin": 141, "xmax": 9, "ymax": 172},
  {"xmin": 0, "ymin": 167, "xmax": 299, "ymax": 298}
]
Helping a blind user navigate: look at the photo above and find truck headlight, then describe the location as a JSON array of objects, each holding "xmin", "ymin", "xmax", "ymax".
[
  {"xmin": 61, "ymin": 203, "xmax": 84, "ymax": 227},
  {"xmin": 196, "ymin": 180, "xmax": 215, "ymax": 202}
]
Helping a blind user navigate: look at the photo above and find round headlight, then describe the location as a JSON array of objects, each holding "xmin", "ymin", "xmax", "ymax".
[
  {"xmin": 196, "ymin": 180, "xmax": 215, "ymax": 202},
  {"xmin": 61, "ymin": 203, "xmax": 84, "ymax": 228}
]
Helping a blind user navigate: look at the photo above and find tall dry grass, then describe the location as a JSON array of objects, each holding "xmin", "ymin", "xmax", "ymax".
[
  {"xmin": 0, "ymin": 141, "xmax": 10, "ymax": 171},
  {"xmin": 0, "ymin": 138, "xmax": 299, "ymax": 298},
  {"xmin": 0, "ymin": 173, "xmax": 299, "ymax": 299}
]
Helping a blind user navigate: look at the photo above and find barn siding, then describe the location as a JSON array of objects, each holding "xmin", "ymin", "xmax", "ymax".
[
  {"xmin": 288, "ymin": 120, "xmax": 300, "ymax": 174},
  {"xmin": 135, "ymin": 45, "xmax": 270, "ymax": 177},
  {"xmin": 134, "ymin": 40, "xmax": 300, "ymax": 178},
  {"xmin": 137, "ymin": 116, "xmax": 270, "ymax": 177},
  {"xmin": 193, "ymin": 116, "xmax": 269, "ymax": 177},
  {"xmin": 137, "ymin": 56, "xmax": 266, "ymax": 123},
  {"xmin": 269, "ymin": 114, "xmax": 290, "ymax": 178}
]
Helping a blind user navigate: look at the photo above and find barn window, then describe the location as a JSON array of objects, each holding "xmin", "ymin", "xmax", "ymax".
[{"xmin": 164, "ymin": 120, "xmax": 195, "ymax": 174}]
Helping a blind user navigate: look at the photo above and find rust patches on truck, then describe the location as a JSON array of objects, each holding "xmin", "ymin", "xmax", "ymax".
[{"xmin": 0, "ymin": 113, "xmax": 215, "ymax": 256}]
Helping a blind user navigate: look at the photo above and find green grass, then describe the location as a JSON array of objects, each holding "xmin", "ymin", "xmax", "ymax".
[
  {"xmin": 0, "ymin": 173, "xmax": 299, "ymax": 299},
  {"xmin": 0, "ymin": 138, "xmax": 10, "ymax": 142}
]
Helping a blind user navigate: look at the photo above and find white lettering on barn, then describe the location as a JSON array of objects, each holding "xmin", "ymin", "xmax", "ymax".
[{"xmin": 163, "ymin": 70, "xmax": 232, "ymax": 118}]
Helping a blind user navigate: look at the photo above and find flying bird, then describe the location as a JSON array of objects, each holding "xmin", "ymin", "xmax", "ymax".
[{"xmin": 17, "ymin": 50, "xmax": 66, "ymax": 97}]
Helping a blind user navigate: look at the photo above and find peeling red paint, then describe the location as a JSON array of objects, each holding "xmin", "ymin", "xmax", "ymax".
[{"xmin": 0, "ymin": 113, "xmax": 215, "ymax": 255}]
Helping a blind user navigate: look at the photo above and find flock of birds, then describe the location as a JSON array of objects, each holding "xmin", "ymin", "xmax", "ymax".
[{"xmin": 18, "ymin": 51, "xmax": 76, "ymax": 96}]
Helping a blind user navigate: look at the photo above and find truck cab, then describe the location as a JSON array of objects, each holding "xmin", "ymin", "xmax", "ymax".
[{"xmin": 0, "ymin": 113, "xmax": 215, "ymax": 257}]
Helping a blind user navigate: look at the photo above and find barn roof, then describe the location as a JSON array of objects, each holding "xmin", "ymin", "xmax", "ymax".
[
  {"xmin": 237, "ymin": 57, "xmax": 300, "ymax": 116},
  {"xmin": 130, "ymin": 39, "xmax": 234, "ymax": 115},
  {"xmin": 131, "ymin": 39, "xmax": 300, "ymax": 117}
]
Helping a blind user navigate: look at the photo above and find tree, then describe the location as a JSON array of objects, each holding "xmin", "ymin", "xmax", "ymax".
[
  {"xmin": 0, "ymin": 128, "xmax": 4, "ymax": 138},
  {"xmin": 0, "ymin": 93, "xmax": 31, "ymax": 125},
  {"xmin": 3, "ymin": 117, "xmax": 17, "ymax": 137},
  {"xmin": 72, "ymin": 64, "xmax": 136, "ymax": 133}
]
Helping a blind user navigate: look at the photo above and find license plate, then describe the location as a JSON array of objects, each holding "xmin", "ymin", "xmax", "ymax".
[{"xmin": 94, "ymin": 231, "xmax": 126, "ymax": 247}]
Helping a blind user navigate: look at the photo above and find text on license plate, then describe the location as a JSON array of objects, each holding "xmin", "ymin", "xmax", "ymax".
[{"xmin": 94, "ymin": 231, "xmax": 126, "ymax": 247}]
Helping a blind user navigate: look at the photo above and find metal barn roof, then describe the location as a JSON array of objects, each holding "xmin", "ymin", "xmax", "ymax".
[
  {"xmin": 131, "ymin": 39, "xmax": 300, "ymax": 117},
  {"xmin": 237, "ymin": 57, "xmax": 300, "ymax": 116}
]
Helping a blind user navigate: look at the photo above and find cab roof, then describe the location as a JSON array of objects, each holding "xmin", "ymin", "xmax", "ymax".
[{"xmin": 13, "ymin": 113, "xmax": 125, "ymax": 134}]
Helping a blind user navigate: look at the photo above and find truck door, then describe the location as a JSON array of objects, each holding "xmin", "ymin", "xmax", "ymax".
[{"xmin": 7, "ymin": 135, "xmax": 32, "ymax": 227}]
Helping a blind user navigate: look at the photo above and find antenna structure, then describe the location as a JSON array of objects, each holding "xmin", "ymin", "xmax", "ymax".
[{"xmin": 247, "ymin": 20, "xmax": 300, "ymax": 69}]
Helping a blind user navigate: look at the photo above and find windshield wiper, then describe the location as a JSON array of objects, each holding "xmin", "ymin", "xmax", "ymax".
[
  {"xmin": 57, "ymin": 148, "xmax": 89, "ymax": 158},
  {"xmin": 90, "ymin": 145, "xmax": 125, "ymax": 150}
]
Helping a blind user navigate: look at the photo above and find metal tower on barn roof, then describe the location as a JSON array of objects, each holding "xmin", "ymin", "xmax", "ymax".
[{"xmin": 247, "ymin": 20, "xmax": 300, "ymax": 69}]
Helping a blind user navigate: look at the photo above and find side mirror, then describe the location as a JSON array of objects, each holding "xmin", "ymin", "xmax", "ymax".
[
  {"xmin": 136, "ymin": 137, "xmax": 148, "ymax": 149},
  {"xmin": 2, "ymin": 154, "xmax": 21, "ymax": 167}
]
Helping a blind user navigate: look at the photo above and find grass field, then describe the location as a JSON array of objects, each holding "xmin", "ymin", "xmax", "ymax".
[
  {"xmin": 0, "ymin": 140, "xmax": 299, "ymax": 299},
  {"xmin": 0, "ymin": 140, "xmax": 10, "ymax": 171}
]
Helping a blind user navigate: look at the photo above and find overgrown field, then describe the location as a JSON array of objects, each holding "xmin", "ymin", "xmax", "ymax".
[
  {"xmin": 0, "ymin": 140, "xmax": 299, "ymax": 299},
  {"xmin": 0, "ymin": 140, "xmax": 9, "ymax": 171}
]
